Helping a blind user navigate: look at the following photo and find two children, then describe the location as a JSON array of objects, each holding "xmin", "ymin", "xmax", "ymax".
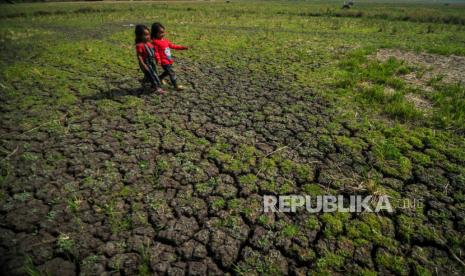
[
  {"xmin": 135, "ymin": 24, "xmax": 164, "ymax": 93},
  {"xmin": 135, "ymin": 22, "xmax": 188, "ymax": 93}
]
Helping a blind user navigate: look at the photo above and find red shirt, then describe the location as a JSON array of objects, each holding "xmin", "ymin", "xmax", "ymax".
[
  {"xmin": 152, "ymin": 38, "xmax": 186, "ymax": 65},
  {"xmin": 135, "ymin": 41, "xmax": 155, "ymax": 61}
]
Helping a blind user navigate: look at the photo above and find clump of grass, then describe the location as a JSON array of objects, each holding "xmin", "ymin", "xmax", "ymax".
[
  {"xmin": 363, "ymin": 58, "xmax": 410, "ymax": 87},
  {"xmin": 384, "ymin": 93, "xmax": 423, "ymax": 121},
  {"xmin": 428, "ymin": 82, "xmax": 465, "ymax": 132},
  {"xmin": 104, "ymin": 201, "xmax": 132, "ymax": 234},
  {"xmin": 281, "ymin": 223, "xmax": 300, "ymax": 238},
  {"xmin": 316, "ymin": 250, "xmax": 345, "ymax": 272},
  {"xmin": 372, "ymin": 138, "xmax": 412, "ymax": 180},
  {"xmin": 23, "ymin": 256, "xmax": 42, "ymax": 276},
  {"xmin": 375, "ymin": 250, "xmax": 408, "ymax": 275},
  {"xmin": 57, "ymin": 233, "xmax": 78, "ymax": 261},
  {"xmin": 320, "ymin": 213, "xmax": 348, "ymax": 238},
  {"xmin": 67, "ymin": 196, "xmax": 83, "ymax": 214},
  {"xmin": 337, "ymin": 53, "xmax": 423, "ymax": 123},
  {"xmin": 360, "ymin": 85, "xmax": 387, "ymax": 104}
]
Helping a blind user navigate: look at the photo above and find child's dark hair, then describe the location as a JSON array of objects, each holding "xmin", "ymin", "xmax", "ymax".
[
  {"xmin": 151, "ymin": 22, "xmax": 165, "ymax": 39},
  {"xmin": 135, "ymin": 24, "xmax": 148, "ymax": 44}
]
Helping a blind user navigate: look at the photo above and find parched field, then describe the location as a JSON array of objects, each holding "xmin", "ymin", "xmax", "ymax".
[{"xmin": 1, "ymin": 1, "xmax": 465, "ymax": 275}]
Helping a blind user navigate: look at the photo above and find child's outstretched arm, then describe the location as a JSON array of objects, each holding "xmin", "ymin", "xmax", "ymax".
[{"xmin": 168, "ymin": 41, "xmax": 188, "ymax": 50}]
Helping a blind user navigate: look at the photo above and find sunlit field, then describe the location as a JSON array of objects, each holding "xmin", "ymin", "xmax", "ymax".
[{"xmin": 1, "ymin": 0, "xmax": 464, "ymax": 275}]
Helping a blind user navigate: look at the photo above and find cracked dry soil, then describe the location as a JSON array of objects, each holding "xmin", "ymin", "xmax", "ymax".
[{"xmin": 0, "ymin": 57, "xmax": 464, "ymax": 275}]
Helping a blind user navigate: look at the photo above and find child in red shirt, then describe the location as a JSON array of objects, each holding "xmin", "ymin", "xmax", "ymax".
[
  {"xmin": 135, "ymin": 24, "xmax": 164, "ymax": 94},
  {"xmin": 151, "ymin": 22, "xmax": 188, "ymax": 91}
]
